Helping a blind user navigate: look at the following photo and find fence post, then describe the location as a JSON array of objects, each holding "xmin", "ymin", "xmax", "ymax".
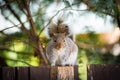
[{"xmin": 50, "ymin": 66, "xmax": 74, "ymax": 80}]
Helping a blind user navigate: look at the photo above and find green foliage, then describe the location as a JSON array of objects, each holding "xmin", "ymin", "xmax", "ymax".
[
  {"xmin": 78, "ymin": 49, "xmax": 88, "ymax": 80},
  {"xmin": 77, "ymin": 32, "xmax": 99, "ymax": 45}
]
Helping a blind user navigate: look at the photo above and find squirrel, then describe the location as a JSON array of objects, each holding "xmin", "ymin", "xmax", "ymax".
[{"xmin": 46, "ymin": 19, "xmax": 78, "ymax": 66}]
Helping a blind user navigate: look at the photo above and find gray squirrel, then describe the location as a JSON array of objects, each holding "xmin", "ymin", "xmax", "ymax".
[{"xmin": 46, "ymin": 19, "xmax": 78, "ymax": 66}]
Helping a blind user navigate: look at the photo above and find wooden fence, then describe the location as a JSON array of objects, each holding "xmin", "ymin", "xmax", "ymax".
[
  {"xmin": 87, "ymin": 64, "xmax": 120, "ymax": 80},
  {"xmin": 1, "ymin": 64, "xmax": 120, "ymax": 80},
  {"xmin": 0, "ymin": 66, "xmax": 79, "ymax": 80}
]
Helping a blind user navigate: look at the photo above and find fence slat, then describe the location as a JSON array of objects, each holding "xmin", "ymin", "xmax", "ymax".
[
  {"xmin": 74, "ymin": 65, "xmax": 79, "ymax": 80},
  {"xmin": 0, "ymin": 67, "xmax": 2, "ymax": 80},
  {"xmin": 30, "ymin": 66, "xmax": 50, "ymax": 80},
  {"xmin": 2, "ymin": 67, "xmax": 15, "ymax": 80},
  {"xmin": 87, "ymin": 64, "xmax": 120, "ymax": 80},
  {"xmin": 17, "ymin": 67, "xmax": 29, "ymax": 80}
]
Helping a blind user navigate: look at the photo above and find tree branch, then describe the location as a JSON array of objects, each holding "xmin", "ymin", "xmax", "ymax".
[
  {"xmin": 82, "ymin": 0, "xmax": 115, "ymax": 17},
  {"xmin": 4, "ymin": 0, "xmax": 29, "ymax": 36},
  {"xmin": 0, "ymin": 26, "xmax": 20, "ymax": 32},
  {"xmin": 0, "ymin": 31, "xmax": 7, "ymax": 36},
  {"xmin": 23, "ymin": 0, "xmax": 49, "ymax": 65},
  {"xmin": 114, "ymin": 0, "xmax": 120, "ymax": 28},
  {"xmin": 0, "ymin": 55, "xmax": 33, "ymax": 66},
  {"xmin": 0, "ymin": 45, "xmax": 33, "ymax": 56},
  {"xmin": 24, "ymin": 0, "xmax": 37, "ymax": 36},
  {"xmin": 0, "ymin": 0, "xmax": 15, "ymax": 9},
  {"xmin": 15, "ymin": 0, "xmax": 27, "ymax": 15},
  {"xmin": 82, "ymin": 0, "xmax": 95, "ymax": 10}
]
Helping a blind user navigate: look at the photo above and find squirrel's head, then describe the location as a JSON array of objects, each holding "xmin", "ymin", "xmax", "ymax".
[
  {"xmin": 48, "ymin": 19, "xmax": 70, "ymax": 38},
  {"xmin": 51, "ymin": 33, "xmax": 66, "ymax": 50}
]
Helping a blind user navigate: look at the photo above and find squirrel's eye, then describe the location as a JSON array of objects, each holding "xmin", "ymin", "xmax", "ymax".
[
  {"xmin": 54, "ymin": 40, "xmax": 57, "ymax": 42},
  {"xmin": 65, "ymin": 25, "xmax": 68, "ymax": 28}
]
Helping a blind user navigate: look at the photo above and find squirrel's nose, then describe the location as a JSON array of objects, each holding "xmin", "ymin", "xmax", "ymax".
[{"xmin": 56, "ymin": 43, "xmax": 62, "ymax": 50}]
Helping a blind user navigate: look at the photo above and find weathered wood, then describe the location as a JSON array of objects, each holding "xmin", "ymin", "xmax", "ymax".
[
  {"xmin": 50, "ymin": 66, "xmax": 57, "ymax": 80},
  {"xmin": 0, "ymin": 66, "xmax": 78, "ymax": 80},
  {"xmin": 30, "ymin": 66, "xmax": 50, "ymax": 80},
  {"xmin": 17, "ymin": 67, "xmax": 29, "ymax": 80},
  {"xmin": 87, "ymin": 64, "xmax": 120, "ymax": 80},
  {"xmin": 74, "ymin": 65, "xmax": 79, "ymax": 80},
  {"xmin": 58, "ymin": 66, "xmax": 74, "ymax": 80},
  {"xmin": 2, "ymin": 67, "xmax": 15, "ymax": 80},
  {"xmin": 50, "ymin": 66, "xmax": 74, "ymax": 80}
]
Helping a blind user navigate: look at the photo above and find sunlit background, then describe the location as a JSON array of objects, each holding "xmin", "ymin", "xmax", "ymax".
[{"xmin": 0, "ymin": 0, "xmax": 120, "ymax": 80}]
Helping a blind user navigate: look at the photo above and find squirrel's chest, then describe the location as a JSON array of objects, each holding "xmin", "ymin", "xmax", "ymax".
[
  {"xmin": 56, "ymin": 50, "xmax": 66, "ymax": 61},
  {"xmin": 57, "ymin": 49, "xmax": 65, "ymax": 56}
]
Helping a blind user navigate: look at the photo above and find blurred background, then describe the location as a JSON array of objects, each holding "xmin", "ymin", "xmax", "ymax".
[{"xmin": 0, "ymin": 0, "xmax": 120, "ymax": 80}]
